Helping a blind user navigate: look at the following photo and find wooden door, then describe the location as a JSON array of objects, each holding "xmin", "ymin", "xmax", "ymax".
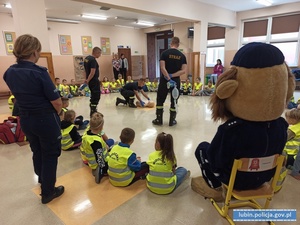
[
  {"xmin": 118, "ymin": 48, "xmax": 131, "ymax": 81},
  {"xmin": 38, "ymin": 52, "xmax": 55, "ymax": 83}
]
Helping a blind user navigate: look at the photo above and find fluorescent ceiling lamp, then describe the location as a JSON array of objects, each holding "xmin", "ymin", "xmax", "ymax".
[
  {"xmin": 47, "ymin": 18, "xmax": 81, "ymax": 24},
  {"xmin": 4, "ymin": 3, "xmax": 12, "ymax": 8},
  {"xmin": 81, "ymin": 14, "xmax": 107, "ymax": 20},
  {"xmin": 114, "ymin": 25, "xmax": 135, "ymax": 29},
  {"xmin": 136, "ymin": 21, "xmax": 154, "ymax": 27},
  {"xmin": 256, "ymin": 0, "xmax": 272, "ymax": 6}
]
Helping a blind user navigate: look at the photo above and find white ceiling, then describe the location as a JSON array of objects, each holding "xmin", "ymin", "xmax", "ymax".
[{"xmin": 0, "ymin": 0, "xmax": 298, "ymax": 28}]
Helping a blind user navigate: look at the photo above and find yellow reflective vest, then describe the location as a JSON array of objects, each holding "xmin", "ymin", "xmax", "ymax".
[
  {"xmin": 284, "ymin": 123, "xmax": 300, "ymax": 156},
  {"xmin": 70, "ymin": 85, "xmax": 78, "ymax": 93},
  {"xmin": 146, "ymin": 150, "xmax": 177, "ymax": 194},
  {"xmin": 61, "ymin": 124, "xmax": 75, "ymax": 150},
  {"xmin": 108, "ymin": 144, "xmax": 135, "ymax": 186},
  {"xmin": 8, "ymin": 95, "xmax": 14, "ymax": 111},
  {"xmin": 194, "ymin": 82, "xmax": 203, "ymax": 91},
  {"xmin": 80, "ymin": 133, "xmax": 108, "ymax": 170}
]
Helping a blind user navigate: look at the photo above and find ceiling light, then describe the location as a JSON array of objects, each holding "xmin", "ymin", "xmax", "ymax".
[
  {"xmin": 114, "ymin": 25, "xmax": 135, "ymax": 29},
  {"xmin": 47, "ymin": 18, "xmax": 81, "ymax": 24},
  {"xmin": 136, "ymin": 21, "xmax": 154, "ymax": 27},
  {"xmin": 4, "ymin": 3, "xmax": 12, "ymax": 8},
  {"xmin": 256, "ymin": 0, "xmax": 272, "ymax": 6},
  {"xmin": 81, "ymin": 14, "xmax": 107, "ymax": 20}
]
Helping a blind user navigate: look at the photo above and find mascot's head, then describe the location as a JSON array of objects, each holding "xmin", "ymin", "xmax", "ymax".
[{"xmin": 211, "ymin": 42, "xmax": 295, "ymax": 122}]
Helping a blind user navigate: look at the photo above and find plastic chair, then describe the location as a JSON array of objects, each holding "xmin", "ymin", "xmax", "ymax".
[{"xmin": 210, "ymin": 154, "xmax": 285, "ymax": 225}]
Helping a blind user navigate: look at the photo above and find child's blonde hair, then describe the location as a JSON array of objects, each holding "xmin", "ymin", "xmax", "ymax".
[
  {"xmin": 64, "ymin": 110, "xmax": 75, "ymax": 122},
  {"xmin": 90, "ymin": 112, "xmax": 104, "ymax": 130},
  {"xmin": 285, "ymin": 108, "xmax": 300, "ymax": 121}
]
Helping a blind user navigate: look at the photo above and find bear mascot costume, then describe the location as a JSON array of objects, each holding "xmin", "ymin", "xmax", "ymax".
[{"xmin": 191, "ymin": 42, "xmax": 295, "ymax": 202}]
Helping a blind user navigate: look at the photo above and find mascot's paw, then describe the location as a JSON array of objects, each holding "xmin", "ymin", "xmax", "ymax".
[{"xmin": 191, "ymin": 176, "xmax": 224, "ymax": 202}]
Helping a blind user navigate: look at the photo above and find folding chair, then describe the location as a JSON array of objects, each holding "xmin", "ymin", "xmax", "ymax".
[{"xmin": 210, "ymin": 154, "xmax": 285, "ymax": 225}]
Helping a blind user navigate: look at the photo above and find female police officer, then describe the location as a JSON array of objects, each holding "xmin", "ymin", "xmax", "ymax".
[{"xmin": 3, "ymin": 34, "xmax": 64, "ymax": 204}]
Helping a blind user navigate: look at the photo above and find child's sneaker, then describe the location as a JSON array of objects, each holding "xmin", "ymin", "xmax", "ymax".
[{"xmin": 95, "ymin": 166, "xmax": 104, "ymax": 184}]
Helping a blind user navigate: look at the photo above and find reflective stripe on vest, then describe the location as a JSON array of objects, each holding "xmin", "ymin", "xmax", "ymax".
[
  {"xmin": 147, "ymin": 181, "xmax": 176, "ymax": 189},
  {"xmin": 109, "ymin": 173, "xmax": 133, "ymax": 182},
  {"xmin": 149, "ymin": 171, "xmax": 174, "ymax": 178},
  {"xmin": 109, "ymin": 166, "xmax": 131, "ymax": 173}
]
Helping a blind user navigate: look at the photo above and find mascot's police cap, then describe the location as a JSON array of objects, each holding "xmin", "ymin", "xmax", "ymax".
[{"xmin": 231, "ymin": 42, "xmax": 285, "ymax": 68}]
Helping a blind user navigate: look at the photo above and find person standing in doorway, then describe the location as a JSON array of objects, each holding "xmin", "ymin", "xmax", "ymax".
[
  {"xmin": 3, "ymin": 34, "xmax": 64, "ymax": 204},
  {"xmin": 152, "ymin": 37, "xmax": 187, "ymax": 126},
  {"xmin": 112, "ymin": 53, "xmax": 120, "ymax": 80},
  {"xmin": 119, "ymin": 53, "xmax": 128, "ymax": 82},
  {"xmin": 84, "ymin": 47, "xmax": 102, "ymax": 116}
]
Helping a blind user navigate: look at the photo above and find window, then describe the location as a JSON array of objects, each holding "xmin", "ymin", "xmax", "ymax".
[
  {"xmin": 242, "ymin": 14, "xmax": 300, "ymax": 66},
  {"xmin": 207, "ymin": 27, "xmax": 225, "ymax": 67}
]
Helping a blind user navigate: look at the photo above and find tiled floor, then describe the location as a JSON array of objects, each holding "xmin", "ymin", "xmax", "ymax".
[{"xmin": 0, "ymin": 92, "xmax": 299, "ymax": 225}]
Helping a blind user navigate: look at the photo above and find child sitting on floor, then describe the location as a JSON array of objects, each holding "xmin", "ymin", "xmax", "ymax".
[
  {"xmin": 60, "ymin": 97, "xmax": 89, "ymax": 130},
  {"xmin": 107, "ymin": 127, "xmax": 149, "ymax": 187},
  {"xmin": 61, "ymin": 110, "xmax": 82, "ymax": 151},
  {"xmin": 146, "ymin": 132, "xmax": 189, "ymax": 194},
  {"xmin": 284, "ymin": 108, "xmax": 300, "ymax": 169},
  {"xmin": 80, "ymin": 112, "xmax": 110, "ymax": 184}
]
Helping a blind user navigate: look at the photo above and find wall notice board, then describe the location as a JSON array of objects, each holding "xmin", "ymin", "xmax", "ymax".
[
  {"xmin": 58, "ymin": 35, "xmax": 73, "ymax": 55},
  {"xmin": 101, "ymin": 37, "xmax": 111, "ymax": 55},
  {"xmin": 3, "ymin": 31, "xmax": 16, "ymax": 55},
  {"xmin": 81, "ymin": 36, "xmax": 92, "ymax": 55}
]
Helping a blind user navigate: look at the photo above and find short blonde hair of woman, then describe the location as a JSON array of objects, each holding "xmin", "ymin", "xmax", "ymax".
[
  {"xmin": 13, "ymin": 34, "xmax": 41, "ymax": 62},
  {"xmin": 90, "ymin": 112, "xmax": 104, "ymax": 130},
  {"xmin": 285, "ymin": 108, "xmax": 300, "ymax": 122}
]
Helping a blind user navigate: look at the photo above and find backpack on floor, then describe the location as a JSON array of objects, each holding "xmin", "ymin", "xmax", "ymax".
[
  {"xmin": 0, "ymin": 116, "xmax": 26, "ymax": 144},
  {"xmin": 0, "ymin": 122, "xmax": 16, "ymax": 144}
]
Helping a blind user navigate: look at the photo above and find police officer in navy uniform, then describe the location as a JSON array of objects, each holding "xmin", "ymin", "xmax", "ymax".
[
  {"xmin": 3, "ymin": 34, "xmax": 64, "ymax": 204},
  {"xmin": 84, "ymin": 47, "xmax": 102, "ymax": 116},
  {"xmin": 116, "ymin": 78, "xmax": 150, "ymax": 108},
  {"xmin": 152, "ymin": 37, "xmax": 187, "ymax": 126}
]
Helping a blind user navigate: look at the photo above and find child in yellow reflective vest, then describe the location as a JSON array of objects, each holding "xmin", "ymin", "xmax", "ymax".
[
  {"xmin": 80, "ymin": 112, "xmax": 110, "ymax": 184},
  {"xmin": 284, "ymin": 109, "xmax": 300, "ymax": 181},
  {"xmin": 146, "ymin": 132, "xmax": 190, "ymax": 194},
  {"xmin": 276, "ymin": 108, "xmax": 300, "ymax": 191},
  {"xmin": 107, "ymin": 128, "xmax": 149, "ymax": 186},
  {"xmin": 61, "ymin": 110, "xmax": 82, "ymax": 151}
]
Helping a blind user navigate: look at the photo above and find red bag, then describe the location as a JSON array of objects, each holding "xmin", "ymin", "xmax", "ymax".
[
  {"xmin": 0, "ymin": 122, "xmax": 16, "ymax": 144},
  {"xmin": 0, "ymin": 116, "xmax": 26, "ymax": 144},
  {"xmin": 8, "ymin": 116, "xmax": 26, "ymax": 142}
]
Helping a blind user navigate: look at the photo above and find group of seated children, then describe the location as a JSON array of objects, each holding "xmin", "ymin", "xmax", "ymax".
[
  {"xmin": 101, "ymin": 74, "xmax": 159, "ymax": 94},
  {"xmin": 179, "ymin": 77, "xmax": 215, "ymax": 96},
  {"xmin": 79, "ymin": 111, "xmax": 190, "ymax": 194},
  {"xmin": 59, "ymin": 97, "xmax": 89, "ymax": 151},
  {"xmin": 55, "ymin": 77, "xmax": 90, "ymax": 98}
]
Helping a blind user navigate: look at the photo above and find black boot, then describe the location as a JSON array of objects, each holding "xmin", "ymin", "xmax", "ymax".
[
  {"xmin": 116, "ymin": 97, "xmax": 127, "ymax": 106},
  {"xmin": 90, "ymin": 104, "xmax": 97, "ymax": 117},
  {"xmin": 152, "ymin": 109, "xmax": 163, "ymax": 125},
  {"xmin": 169, "ymin": 110, "xmax": 177, "ymax": 126},
  {"xmin": 128, "ymin": 99, "xmax": 137, "ymax": 108}
]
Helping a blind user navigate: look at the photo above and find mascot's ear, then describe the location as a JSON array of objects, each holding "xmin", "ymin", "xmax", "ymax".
[{"xmin": 216, "ymin": 80, "xmax": 238, "ymax": 99}]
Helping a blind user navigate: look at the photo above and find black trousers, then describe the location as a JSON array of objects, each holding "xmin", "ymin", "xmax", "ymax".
[
  {"xmin": 119, "ymin": 68, "xmax": 127, "ymax": 82},
  {"xmin": 113, "ymin": 68, "xmax": 119, "ymax": 80},
  {"xmin": 195, "ymin": 142, "xmax": 222, "ymax": 189},
  {"xmin": 20, "ymin": 112, "xmax": 62, "ymax": 197},
  {"xmin": 120, "ymin": 89, "xmax": 134, "ymax": 101},
  {"xmin": 156, "ymin": 76, "xmax": 180, "ymax": 110},
  {"xmin": 88, "ymin": 79, "xmax": 101, "ymax": 106}
]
